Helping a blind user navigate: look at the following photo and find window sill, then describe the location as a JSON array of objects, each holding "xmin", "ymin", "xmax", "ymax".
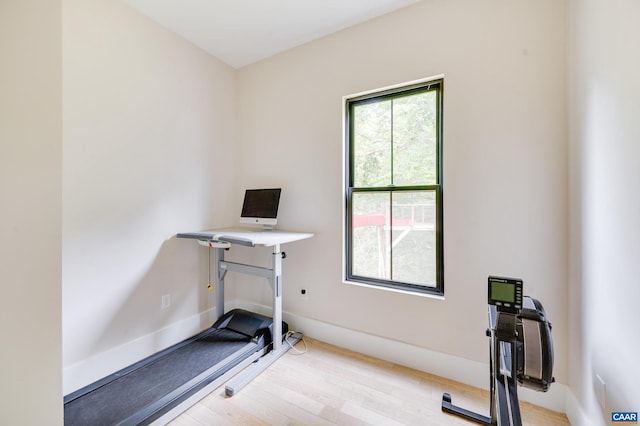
[{"xmin": 342, "ymin": 279, "xmax": 445, "ymax": 300}]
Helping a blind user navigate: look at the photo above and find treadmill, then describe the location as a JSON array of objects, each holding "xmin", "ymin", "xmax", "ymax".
[
  {"xmin": 64, "ymin": 189, "xmax": 311, "ymax": 425},
  {"xmin": 63, "ymin": 231, "xmax": 305, "ymax": 426},
  {"xmin": 64, "ymin": 309, "xmax": 286, "ymax": 425}
]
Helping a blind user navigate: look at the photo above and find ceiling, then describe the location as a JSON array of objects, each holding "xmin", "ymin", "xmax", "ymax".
[{"xmin": 123, "ymin": 0, "xmax": 420, "ymax": 68}]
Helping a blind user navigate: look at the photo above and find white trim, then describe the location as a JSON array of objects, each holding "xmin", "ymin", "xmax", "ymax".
[
  {"xmin": 565, "ymin": 388, "xmax": 593, "ymax": 426},
  {"xmin": 342, "ymin": 74, "xmax": 446, "ymax": 101},
  {"xmin": 240, "ymin": 300, "xmax": 567, "ymax": 414},
  {"xmin": 343, "ymin": 278, "xmax": 446, "ymax": 300},
  {"xmin": 62, "ymin": 305, "xmax": 230, "ymax": 395},
  {"xmin": 64, "ymin": 299, "xmax": 568, "ymax": 415}
]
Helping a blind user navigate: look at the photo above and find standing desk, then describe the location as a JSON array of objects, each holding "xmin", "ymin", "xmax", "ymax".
[{"xmin": 176, "ymin": 228, "xmax": 313, "ymax": 396}]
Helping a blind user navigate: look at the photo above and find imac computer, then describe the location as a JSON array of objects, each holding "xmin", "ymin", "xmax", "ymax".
[{"xmin": 240, "ymin": 188, "xmax": 281, "ymax": 229}]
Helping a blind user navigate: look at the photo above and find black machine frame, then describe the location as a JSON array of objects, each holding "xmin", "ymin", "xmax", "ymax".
[{"xmin": 442, "ymin": 276, "xmax": 554, "ymax": 426}]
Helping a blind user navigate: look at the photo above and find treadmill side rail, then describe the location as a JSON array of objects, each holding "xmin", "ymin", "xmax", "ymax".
[{"xmin": 225, "ymin": 332, "xmax": 303, "ymax": 396}]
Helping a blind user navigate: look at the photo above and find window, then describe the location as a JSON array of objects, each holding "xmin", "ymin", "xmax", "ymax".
[{"xmin": 344, "ymin": 79, "xmax": 443, "ymax": 295}]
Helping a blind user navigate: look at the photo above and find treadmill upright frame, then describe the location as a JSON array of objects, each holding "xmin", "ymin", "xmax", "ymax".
[
  {"xmin": 180, "ymin": 229, "xmax": 313, "ymax": 396},
  {"xmin": 213, "ymin": 242, "xmax": 300, "ymax": 396}
]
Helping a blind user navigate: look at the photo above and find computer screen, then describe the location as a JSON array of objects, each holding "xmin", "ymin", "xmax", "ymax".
[{"xmin": 240, "ymin": 188, "xmax": 281, "ymax": 228}]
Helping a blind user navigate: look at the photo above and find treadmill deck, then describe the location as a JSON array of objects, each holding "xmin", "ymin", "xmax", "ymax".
[{"xmin": 64, "ymin": 310, "xmax": 274, "ymax": 425}]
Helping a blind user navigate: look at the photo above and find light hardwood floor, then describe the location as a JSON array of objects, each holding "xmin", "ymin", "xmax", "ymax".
[{"xmin": 170, "ymin": 338, "xmax": 569, "ymax": 426}]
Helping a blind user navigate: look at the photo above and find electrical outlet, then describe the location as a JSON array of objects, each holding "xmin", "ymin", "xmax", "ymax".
[
  {"xmin": 161, "ymin": 294, "xmax": 171, "ymax": 310},
  {"xmin": 299, "ymin": 288, "xmax": 309, "ymax": 301},
  {"xmin": 594, "ymin": 374, "xmax": 606, "ymax": 409}
]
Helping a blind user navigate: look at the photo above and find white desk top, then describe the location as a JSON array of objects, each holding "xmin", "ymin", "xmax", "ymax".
[{"xmin": 176, "ymin": 228, "xmax": 314, "ymax": 247}]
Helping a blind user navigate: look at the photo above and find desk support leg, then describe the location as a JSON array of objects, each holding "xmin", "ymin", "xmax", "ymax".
[
  {"xmin": 224, "ymin": 243, "xmax": 302, "ymax": 397},
  {"xmin": 272, "ymin": 243, "xmax": 283, "ymax": 351},
  {"xmin": 215, "ymin": 247, "xmax": 225, "ymax": 321}
]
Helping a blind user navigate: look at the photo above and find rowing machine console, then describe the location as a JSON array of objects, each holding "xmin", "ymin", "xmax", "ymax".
[
  {"xmin": 488, "ymin": 276, "xmax": 522, "ymax": 313},
  {"xmin": 442, "ymin": 276, "xmax": 554, "ymax": 426}
]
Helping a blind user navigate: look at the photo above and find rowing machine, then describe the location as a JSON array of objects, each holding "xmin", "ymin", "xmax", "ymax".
[{"xmin": 442, "ymin": 276, "xmax": 554, "ymax": 425}]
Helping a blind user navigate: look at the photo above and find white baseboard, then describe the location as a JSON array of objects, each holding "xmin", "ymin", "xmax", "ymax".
[
  {"xmin": 237, "ymin": 300, "xmax": 568, "ymax": 415},
  {"xmin": 63, "ymin": 300, "xmax": 569, "ymax": 415},
  {"xmin": 565, "ymin": 388, "xmax": 593, "ymax": 426},
  {"xmin": 63, "ymin": 306, "xmax": 224, "ymax": 395}
]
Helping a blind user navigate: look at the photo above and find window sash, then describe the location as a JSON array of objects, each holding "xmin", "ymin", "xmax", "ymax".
[{"xmin": 345, "ymin": 79, "xmax": 443, "ymax": 295}]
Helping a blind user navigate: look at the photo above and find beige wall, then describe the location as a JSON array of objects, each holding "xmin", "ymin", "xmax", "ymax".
[
  {"xmin": 0, "ymin": 0, "xmax": 63, "ymax": 423},
  {"xmin": 568, "ymin": 0, "xmax": 640, "ymax": 423},
  {"xmin": 62, "ymin": 0, "xmax": 237, "ymax": 392},
  {"xmin": 236, "ymin": 0, "xmax": 568, "ymax": 385},
  {"xmin": 15, "ymin": 0, "xmax": 640, "ymax": 421}
]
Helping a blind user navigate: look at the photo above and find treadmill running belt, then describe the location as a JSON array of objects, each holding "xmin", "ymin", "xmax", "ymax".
[{"xmin": 64, "ymin": 328, "xmax": 259, "ymax": 426}]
